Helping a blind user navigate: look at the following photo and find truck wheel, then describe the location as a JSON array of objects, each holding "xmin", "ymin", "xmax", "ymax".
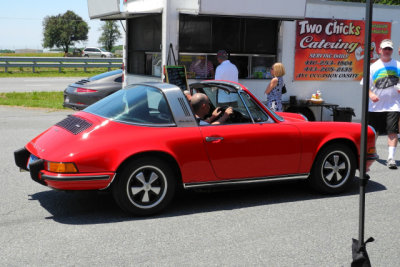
[
  {"xmin": 112, "ymin": 157, "xmax": 176, "ymax": 216},
  {"xmin": 309, "ymin": 144, "xmax": 356, "ymax": 194}
]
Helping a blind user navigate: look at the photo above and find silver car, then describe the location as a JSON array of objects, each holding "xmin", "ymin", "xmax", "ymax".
[{"xmin": 82, "ymin": 47, "xmax": 113, "ymax": 58}]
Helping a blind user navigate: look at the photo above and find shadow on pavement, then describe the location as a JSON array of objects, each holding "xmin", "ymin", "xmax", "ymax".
[{"xmin": 29, "ymin": 178, "xmax": 386, "ymax": 225}]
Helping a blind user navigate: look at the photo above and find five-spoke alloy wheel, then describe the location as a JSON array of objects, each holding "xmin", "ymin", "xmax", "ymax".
[
  {"xmin": 112, "ymin": 157, "xmax": 176, "ymax": 216},
  {"xmin": 309, "ymin": 144, "xmax": 356, "ymax": 194}
]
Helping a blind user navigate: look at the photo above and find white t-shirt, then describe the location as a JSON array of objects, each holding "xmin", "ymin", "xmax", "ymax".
[
  {"xmin": 215, "ymin": 60, "xmax": 239, "ymax": 103},
  {"xmin": 361, "ymin": 58, "xmax": 400, "ymax": 112}
]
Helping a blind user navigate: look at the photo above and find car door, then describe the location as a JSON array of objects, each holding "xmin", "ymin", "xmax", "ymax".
[
  {"xmin": 200, "ymin": 122, "xmax": 302, "ymax": 179},
  {"xmin": 94, "ymin": 48, "xmax": 102, "ymax": 57},
  {"xmin": 199, "ymin": 91, "xmax": 302, "ymax": 180}
]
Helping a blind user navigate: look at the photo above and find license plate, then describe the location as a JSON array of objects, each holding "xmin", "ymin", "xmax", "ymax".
[
  {"xmin": 65, "ymin": 96, "xmax": 70, "ymax": 103},
  {"xmin": 27, "ymin": 154, "xmax": 39, "ymax": 170}
]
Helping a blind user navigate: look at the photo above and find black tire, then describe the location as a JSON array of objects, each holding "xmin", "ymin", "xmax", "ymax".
[
  {"xmin": 101, "ymin": 55, "xmax": 106, "ymax": 58},
  {"xmin": 309, "ymin": 144, "xmax": 356, "ymax": 194},
  {"xmin": 112, "ymin": 157, "xmax": 176, "ymax": 216}
]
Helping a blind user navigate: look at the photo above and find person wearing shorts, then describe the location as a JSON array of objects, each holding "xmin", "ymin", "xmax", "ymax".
[{"xmin": 363, "ymin": 39, "xmax": 400, "ymax": 169}]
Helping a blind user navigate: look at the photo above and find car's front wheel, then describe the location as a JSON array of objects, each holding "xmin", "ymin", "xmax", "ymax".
[
  {"xmin": 309, "ymin": 144, "xmax": 356, "ymax": 194},
  {"xmin": 112, "ymin": 157, "xmax": 176, "ymax": 216}
]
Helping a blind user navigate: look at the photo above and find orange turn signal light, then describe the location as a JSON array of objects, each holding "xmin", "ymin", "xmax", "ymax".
[
  {"xmin": 46, "ymin": 162, "xmax": 78, "ymax": 173},
  {"xmin": 367, "ymin": 147, "xmax": 377, "ymax": 154}
]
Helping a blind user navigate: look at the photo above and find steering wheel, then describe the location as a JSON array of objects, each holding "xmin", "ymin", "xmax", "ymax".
[{"xmin": 214, "ymin": 106, "xmax": 248, "ymax": 123}]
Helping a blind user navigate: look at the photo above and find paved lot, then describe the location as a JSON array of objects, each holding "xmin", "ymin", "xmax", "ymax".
[{"xmin": 0, "ymin": 106, "xmax": 399, "ymax": 266}]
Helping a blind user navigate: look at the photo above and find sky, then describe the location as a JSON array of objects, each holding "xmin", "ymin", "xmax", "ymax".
[{"xmin": 0, "ymin": 0, "xmax": 125, "ymax": 50}]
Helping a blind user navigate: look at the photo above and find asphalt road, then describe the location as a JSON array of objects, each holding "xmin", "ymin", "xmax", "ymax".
[
  {"xmin": 0, "ymin": 77, "xmax": 86, "ymax": 92},
  {"xmin": 1, "ymin": 106, "xmax": 399, "ymax": 266}
]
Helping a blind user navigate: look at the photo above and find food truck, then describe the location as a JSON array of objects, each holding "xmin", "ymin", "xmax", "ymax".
[{"xmin": 88, "ymin": 0, "xmax": 400, "ymax": 121}]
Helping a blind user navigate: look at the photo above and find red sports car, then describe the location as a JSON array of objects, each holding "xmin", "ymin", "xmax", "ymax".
[{"xmin": 14, "ymin": 81, "xmax": 378, "ymax": 216}]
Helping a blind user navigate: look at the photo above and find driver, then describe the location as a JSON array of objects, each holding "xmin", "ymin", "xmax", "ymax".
[{"xmin": 191, "ymin": 93, "xmax": 233, "ymax": 125}]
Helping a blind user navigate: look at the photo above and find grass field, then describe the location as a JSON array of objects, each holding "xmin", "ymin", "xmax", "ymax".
[
  {"xmin": 0, "ymin": 92, "xmax": 66, "ymax": 110},
  {"xmin": 0, "ymin": 53, "xmax": 65, "ymax": 57},
  {"xmin": 0, "ymin": 53, "xmax": 117, "ymax": 109}
]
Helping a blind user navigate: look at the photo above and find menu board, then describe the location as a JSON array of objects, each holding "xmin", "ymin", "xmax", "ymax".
[{"xmin": 164, "ymin": 65, "xmax": 188, "ymax": 91}]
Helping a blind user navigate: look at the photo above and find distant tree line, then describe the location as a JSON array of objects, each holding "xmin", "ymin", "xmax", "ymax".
[{"xmin": 332, "ymin": 0, "xmax": 400, "ymax": 4}]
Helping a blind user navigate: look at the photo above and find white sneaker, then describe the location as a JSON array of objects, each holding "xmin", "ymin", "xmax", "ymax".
[{"xmin": 387, "ymin": 158, "xmax": 397, "ymax": 169}]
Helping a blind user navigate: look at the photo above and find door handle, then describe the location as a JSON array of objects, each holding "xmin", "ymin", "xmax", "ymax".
[{"xmin": 205, "ymin": 136, "xmax": 224, "ymax": 142}]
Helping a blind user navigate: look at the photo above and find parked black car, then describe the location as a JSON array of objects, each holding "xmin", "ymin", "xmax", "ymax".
[{"xmin": 63, "ymin": 69, "xmax": 123, "ymax": 110}]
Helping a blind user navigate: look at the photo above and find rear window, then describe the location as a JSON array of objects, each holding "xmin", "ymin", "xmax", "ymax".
[
  {"xmin": 89, "ymin": 69, "xmax": 122, "ymax": 81},
  {"xmin": 84, "ymin": 85, "xmax": 175, "ymax": 126}
]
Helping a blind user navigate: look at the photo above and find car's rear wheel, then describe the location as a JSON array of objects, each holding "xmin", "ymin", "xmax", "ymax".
[
  {"xmin": 112, "ymin": 157, "xmax": 176, "ymax": 216},
  {"xmin": 309, "ymin": 144, "xmax": 356, "ymax": 194}
]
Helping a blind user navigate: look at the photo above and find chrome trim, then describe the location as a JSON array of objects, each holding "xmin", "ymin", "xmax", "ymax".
[
  {"xmin": 367, "ymin": 154, "xmax": 379, "ymax": 161},
  {"xmin": 112, "ymin": 119, "xmax": 176, "ymax": 128},
  {"xmin": 368, "ymin": 125, "xmax": 376, "ymax": 137},
  {"xmin": 42, "ymin": 174, "xmax": 112, "ymax": 181},
  {"xmin": 238, "ymin": 90, "xmax": 255, "ymax": 123},
  {"xmin": 183, "ymin": 174, "xmax": 309, "ymax": 188},
  {"xmin": 101, "ymin": 173, "xmax": 117, "ymax": 190}
]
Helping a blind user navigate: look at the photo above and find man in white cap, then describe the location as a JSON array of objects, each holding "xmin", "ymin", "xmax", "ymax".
[{"xmin": 363, "ymin": 39, "xmax": 400, "ymax": 169}]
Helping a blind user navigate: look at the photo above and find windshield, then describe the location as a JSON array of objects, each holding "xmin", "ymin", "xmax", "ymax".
[
  {"xmin": 100, "ymin": 48, "xmax": 108, "ymax": 52},
  {"xmin": 84, "ymin": 85, "xmax": 175, "ymax": 125},
  {"xmin": 88, "ymin": 69, "xmax": 122, "ymax": 81},
  {"xmin": 262, "ymin": 103, "xmax": 284, "ymax": 121}
]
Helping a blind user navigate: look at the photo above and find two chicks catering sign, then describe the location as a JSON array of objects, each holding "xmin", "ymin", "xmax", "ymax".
[{"xmin": 294, "ymin": 18, "xmax": 391, "ymax": 81}]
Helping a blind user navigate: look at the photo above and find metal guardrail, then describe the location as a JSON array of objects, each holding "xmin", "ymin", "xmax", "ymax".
[{"xmin": 0, "ymin": 57, "xmax": 123, "ymax": 73}]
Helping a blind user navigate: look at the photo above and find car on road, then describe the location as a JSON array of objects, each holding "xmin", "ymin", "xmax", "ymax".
[
  {"xmin": 14, "ymin": 81, "xmax": 378, "ymax": 216},
  {"xmin": 63, "ymin": 69, "xmax": 123, "ymax": 110},
  {"xmin": 82, "ymin": 47, "xmax": 113, "ymax": 58}
]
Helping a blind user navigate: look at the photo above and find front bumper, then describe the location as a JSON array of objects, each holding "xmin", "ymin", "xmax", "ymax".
[{"xmin": 14, "ymin": 147, "xmax": 115, "ymax": 190}]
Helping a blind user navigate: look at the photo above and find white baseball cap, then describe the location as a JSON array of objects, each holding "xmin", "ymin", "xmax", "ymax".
[{"xmin": 380, "ymin": 39, "xmax": 393, "ymax": 49}]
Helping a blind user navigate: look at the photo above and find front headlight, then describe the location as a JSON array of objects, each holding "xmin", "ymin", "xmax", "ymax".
[{"xmin": 45, "ymin": 161, "xmax": 78, "ymax": 173}]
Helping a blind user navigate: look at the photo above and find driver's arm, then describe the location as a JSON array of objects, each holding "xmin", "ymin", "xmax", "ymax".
[
  {"xmin": 212, "ymin": 107, "xmax": 233, "ymax": 125},
  {"xmin": 205, "ymin": 107, "xmax": 222, "ymax": 123}
]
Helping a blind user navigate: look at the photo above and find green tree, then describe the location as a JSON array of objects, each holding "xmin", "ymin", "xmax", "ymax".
[
  {"xmin": 42, "ymin": 11, "xmax": 89, "ymax": 54},
  {"xmin": 98, "ymin": 21, "xmax": 122, "ymax": 52}
]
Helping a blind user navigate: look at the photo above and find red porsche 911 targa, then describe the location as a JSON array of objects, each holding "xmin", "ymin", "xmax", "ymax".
[{"xmin": 15, "ymin": 81, "xmax": 378, "ymax": 216}]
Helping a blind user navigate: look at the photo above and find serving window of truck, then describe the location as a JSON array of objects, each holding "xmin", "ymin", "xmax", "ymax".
[
  {"xmin": 178, "ymin": 14, "xmax": 278, "ymax": 80},
  {"xmin": 126, "ymin": 14, "xmax": 162, "ymax": 76}
]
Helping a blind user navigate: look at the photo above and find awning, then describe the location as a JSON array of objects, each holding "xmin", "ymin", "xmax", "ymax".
[
  {"xmin": 87, "ymin": 0, "xmax": 120, "ymax": 19},
  {"xmin": 87, "ymin": 0, "xmax": 162, "ymax": 20},
  {"xmin": 97, "ymin": 10, "xmax": 162, "ymax": 21},
  {"xmin": 198, "ymin": 0, "xmax": 307, "ymax": 19}
]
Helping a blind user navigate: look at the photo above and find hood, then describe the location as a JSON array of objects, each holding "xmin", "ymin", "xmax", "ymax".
[{"xmin": 277, "ymin": 112, "xmax": 308, "ymax": 122}]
